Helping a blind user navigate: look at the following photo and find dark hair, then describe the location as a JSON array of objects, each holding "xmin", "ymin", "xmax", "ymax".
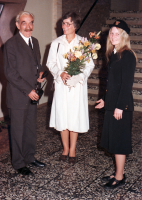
[{"xmin": 62, "ymin": 12, "xmax": 81, "ymax": 30}]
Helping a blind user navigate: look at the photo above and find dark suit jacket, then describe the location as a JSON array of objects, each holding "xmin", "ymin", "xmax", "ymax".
[
  {"xmin": 3, "ymin": 33, "xmax": 43, "ymax": 109},
  {"xmin": 103, "ymin": 50, "xmax": 136, "ymax": 111}
]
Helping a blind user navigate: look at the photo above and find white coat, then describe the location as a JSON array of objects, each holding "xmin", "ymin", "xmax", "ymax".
[{"xmin": 46, "ymin": 34, "xmax": 94, "ymax": 133}]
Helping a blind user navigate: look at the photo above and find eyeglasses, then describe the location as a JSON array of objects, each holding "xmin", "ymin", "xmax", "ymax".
[{"xmin": 62, "ymin": 22, "xmax": 73, "ymax": 27}]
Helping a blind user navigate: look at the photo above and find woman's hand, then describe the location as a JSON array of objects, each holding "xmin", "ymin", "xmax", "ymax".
[
  {"xmin": 37, "ymin": 72, "xmax": 45, "ymax": 83},
  {"xmin": 95, "ymin": 99, "xmax": 104, "ymax": 109},
  {"xmin": 60, "ymin": 72, "xmax": 71, "ymax": 84},
  {"xmin": 113, "ymin": 108, "xmax": 123, "ymax": 120}
]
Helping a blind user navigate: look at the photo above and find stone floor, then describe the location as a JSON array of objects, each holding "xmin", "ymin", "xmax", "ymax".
[{"xmin": 0, "ymin": 104, "xmax": 141, "ymax": 200}]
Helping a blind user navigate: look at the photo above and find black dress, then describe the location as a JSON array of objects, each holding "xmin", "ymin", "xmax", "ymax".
[{"xmin": 101, "ymin": 50, "xmax": 136, "ymax": 154}]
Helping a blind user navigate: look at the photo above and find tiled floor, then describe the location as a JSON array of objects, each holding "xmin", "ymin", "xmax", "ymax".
[{"xmin": 0, "ymin": 105, "xmax": 141, "ymax": 199}]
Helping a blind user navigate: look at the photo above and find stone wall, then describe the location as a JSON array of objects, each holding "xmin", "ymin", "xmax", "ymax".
[{"xmin": 62, "ymin": 0, "xmax": 111, "ymax": 38}]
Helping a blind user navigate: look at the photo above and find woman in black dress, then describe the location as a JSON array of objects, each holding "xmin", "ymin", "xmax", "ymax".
[{"xmin": 95, "ymin": 20, "xmax": 137, "ymax": 189}]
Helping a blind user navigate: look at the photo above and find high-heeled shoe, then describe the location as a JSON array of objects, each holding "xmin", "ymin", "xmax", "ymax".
[
  {"xmin": 59, "ymin": 155, "xmax": 68, "ymax": 162},
  {"xmin": 102, "ymin": 173, "xmax": 126, "ymax": 182},
  {"xmin": 69, "ymin": 157, "xmax": 77, "ymax": 164},
  {"xmin": 103, "ymin": 177, "xmax": 125, "ymax": 190}
]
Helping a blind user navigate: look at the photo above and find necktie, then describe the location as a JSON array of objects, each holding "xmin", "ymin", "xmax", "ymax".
[{"xmin": 29, "ymin": 38, "xmax": 33, "ymax": 50}]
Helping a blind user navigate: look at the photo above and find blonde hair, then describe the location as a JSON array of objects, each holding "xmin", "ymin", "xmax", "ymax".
[
  {"xmin": 16, "ymin": 11, "xmax": 34, "ymax": 23},
  {"xmin": 106, "ymin": 27, "xmax": 137, "ymax": 62}
]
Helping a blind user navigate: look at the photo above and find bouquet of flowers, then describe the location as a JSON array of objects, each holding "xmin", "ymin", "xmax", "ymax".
[{"xmin": 63, "ymin": 31, "xmax": 101, "ymax": 76}]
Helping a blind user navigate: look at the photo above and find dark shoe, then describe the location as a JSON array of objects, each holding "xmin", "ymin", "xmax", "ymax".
[
  {"xmin": 17, "ymin": 167, "xmax": 33, "ymax": 176},
  {"xmin": 102, "ymin": 172, "xmax": 115, "ymax": 182},
  {"xmin": 69, "ymin": 157, "xmax": 77, "ymax": 164},
  {"xmin": 102, "ymin": 173, "xmax": 126, "ymax": 182},
  {"xmin": 103, "ymin": 177, "xmax": 125, "ymax": 190},
  {"xmin": 59, "ymin": 155, "xmax": 68, "ymax": 162},
  {"xmin": 31, "ymin": 160, "xmax": 45, "ymax": 167}
]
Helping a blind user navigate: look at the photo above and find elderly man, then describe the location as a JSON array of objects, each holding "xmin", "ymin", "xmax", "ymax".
[{"xmin": 3, "ymin": 11, "xmax": 45, "ymax": 175}]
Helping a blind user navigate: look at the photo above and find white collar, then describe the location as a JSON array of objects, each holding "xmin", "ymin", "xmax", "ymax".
[
  {"xmin": 19, "ymin": 32, "xmax": 33, "ymax": 47},
  {"xmin": 63, "ymin": 34, "xmax": 76, "ymax": 45},
  {"xmin": 114, "ymin": 48, "xmax": 117, "ymax": 54},
  {"xmin": 54, "ymin": 34, "xmax": 82, "ymax": 45}
]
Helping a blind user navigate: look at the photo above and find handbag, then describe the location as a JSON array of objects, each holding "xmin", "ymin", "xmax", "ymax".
[{"xmin": 31, "ymin": 71, "xmax": 48, "ymax": 104}]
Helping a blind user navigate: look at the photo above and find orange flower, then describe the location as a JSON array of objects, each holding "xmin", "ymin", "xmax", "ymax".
[
  {"xmin": 87, "ymin": 59, "xmax": 90, "ymax": 63},
  {"xmin": 92, "ymin": 49, "xmax": 96, "ymax": 53},
  {"xmin": 94, "ymin": 34, "xmax": 99, "ymax": 39},
  {"xmin": 89, "ymin": 32, "xmax": 94, "ymax": 38},
  {"xmin": 84, "ymin": 41, "xmax": 90, "ymax": 47},
  {"xmin": 71, "ymin": 56, "xmax": 77, "ymax": 62},
  {"xmin": 79, "ymin": 55, "xmax": 84, "ymax": 60}
]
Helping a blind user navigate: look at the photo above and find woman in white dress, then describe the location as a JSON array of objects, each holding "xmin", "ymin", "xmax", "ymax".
[{"xmin": 47, "ymin": 12, "xmax": 94, "ymax": 164}]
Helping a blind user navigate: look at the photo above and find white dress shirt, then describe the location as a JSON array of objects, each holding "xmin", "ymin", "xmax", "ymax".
[
  {"xmin": 114, "ymin": 48, "xmax": 117, "ymax": 54},
  {"xmin": 19, "ymin": 32, "xmax": 33, "ymax": 48}
]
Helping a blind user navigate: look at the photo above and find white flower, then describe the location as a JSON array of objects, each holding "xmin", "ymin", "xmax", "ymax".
[
  {"xmin": 97, "ymin": 31, "xmax": 101, "ymax": 36},
  {"xmin": 73, "ymin": 46, "xmax": 78, "ymax": 50},
  {"xmin": 79, "ymin": 44, "xmax": 83, "ymax": 49},
  {"xmin": 95, "ymin": 43, "xmax": 101, "ymax": 50},
  {"xmin": 92, "ymin": 53, "xmax": 98, "ymax": 59},
  {"xmin": 75, "ymin": 51, "xmax": 82, "ymax": 58}
]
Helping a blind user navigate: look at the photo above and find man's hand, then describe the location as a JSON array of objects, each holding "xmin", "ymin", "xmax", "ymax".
[
  {"xmin": 113, "ymin": 108, "xmax": 123, "ymax": 120},
  {"xmin": 37, "ymin": 72, "xmax": 45, "ymax": 83},
  {"xmin": 28, "ymin": 89, "xmax": 39, "ymax": 101},
  {"xmin": 95, "ymin": 99, "xmax": 104, "ymax": 109},
  {"xmin": 60, "ymin": 72, "xmax": 71, "ymax": 84}
]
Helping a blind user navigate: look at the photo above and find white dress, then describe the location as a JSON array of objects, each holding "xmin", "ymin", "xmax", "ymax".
[{"xmin": 46, "ymin": 34, "xmax": 94, "ymax": 133}]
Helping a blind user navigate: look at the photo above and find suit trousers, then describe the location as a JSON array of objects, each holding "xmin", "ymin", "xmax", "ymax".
[{"xmin": 9, "ymin": 103, "xmax": 37, "ymax": 169}]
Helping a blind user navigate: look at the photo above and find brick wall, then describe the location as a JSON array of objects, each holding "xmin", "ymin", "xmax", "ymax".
[
  {"xmin": 111, "ymin": 0, "xmax": 140, "ymax": 11},
  {"xmin": 62, "ymin": 0, "xmax": 111, "ymax": 38}
]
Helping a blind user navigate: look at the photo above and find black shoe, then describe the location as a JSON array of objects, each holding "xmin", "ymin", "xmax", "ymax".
[
  {"xmin": 59, "ymin": 155, "xmax": 68, "ymax": 162},
  {"xmin": 102, "ymin": 172, "xmax": 115, "ymax": 182},
  {"xmin": 17, "ymin": 167, "xmax": 33, "ymax": 176},
  {"xmin": 31, "ymin": 160, "xmax": 45, "ymax": 167},
  {"xmin": 102, "ymin": 173, "xmax": 126, "ymax": 182},
  {"xmin": 103, "ymin": 177, "xmax": 125, "ymax": 190}
]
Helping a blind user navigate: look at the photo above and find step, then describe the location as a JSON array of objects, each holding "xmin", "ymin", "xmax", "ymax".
[
  {"xmin": 136, "ymin": 53, "xmax": 142, "ymax": 59},
  {"xmin": 100, "ymin": 30, "xmax": 142, "ymax": 41},
  {"xmin": 88, "ymin": 100, "xmax": 142, "ymax": 112},
  {"xmin": 130, "ymin": 36, "xmax": 142, "ymax": 41},
  {"xmin": 106, "ymin": 19, "xmax": 142, "ymax": 26},
  {"xmin": 88, "ymin": 89, "xmax": 99, "ymax": 96},
  {"xmin": 131, "ymin": 44, "xmax": 142, "ymax": 50},
  {"xmin": 134, "ymin": 73, "xmax": 142, "ymax": 79},
  {"xmin": 97, "ymin": 52, "xmax": 142, "ymax": 60},
  {"xmin": 88, "ymin": 79, "xmax": 100, "ymax": 85},
  {"xmin": 130, "ymin": 28, "xmax": 142, "ymax": 33},
  {"xmin": 88, "ymin": 89, "xmax": 142, "ymax": 102},
  {"xmin": 134, "ymin": 107, "xmax": 142, "ymax": 112},
  {"xmin": 88, "ymin": 100, "xmax": 96, "ymax": 106},
  {"xmin": 88, "ymin": 79, "xmax": 142, "ymax": 91},
  {"xmin": 94, "ymin": 61, "xmax": 142, "ymax": 69},
  {"xmin": 137, "ymin": 63, "xmax": 142, "ymax": 69},
  {"xmin": 91, "ymin": 70, "xmax": 142, "ymax": 79},
  {"xmin": 94, "ymin": 60, "xmax": 103, "ymax": 65},
  {"xmin": 110, "ymin": 12, "xmax": 142, "ymax": 18},
  {"xmin": 102, "ymin": 26, "xmax": 142, "ymax": 34}
]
